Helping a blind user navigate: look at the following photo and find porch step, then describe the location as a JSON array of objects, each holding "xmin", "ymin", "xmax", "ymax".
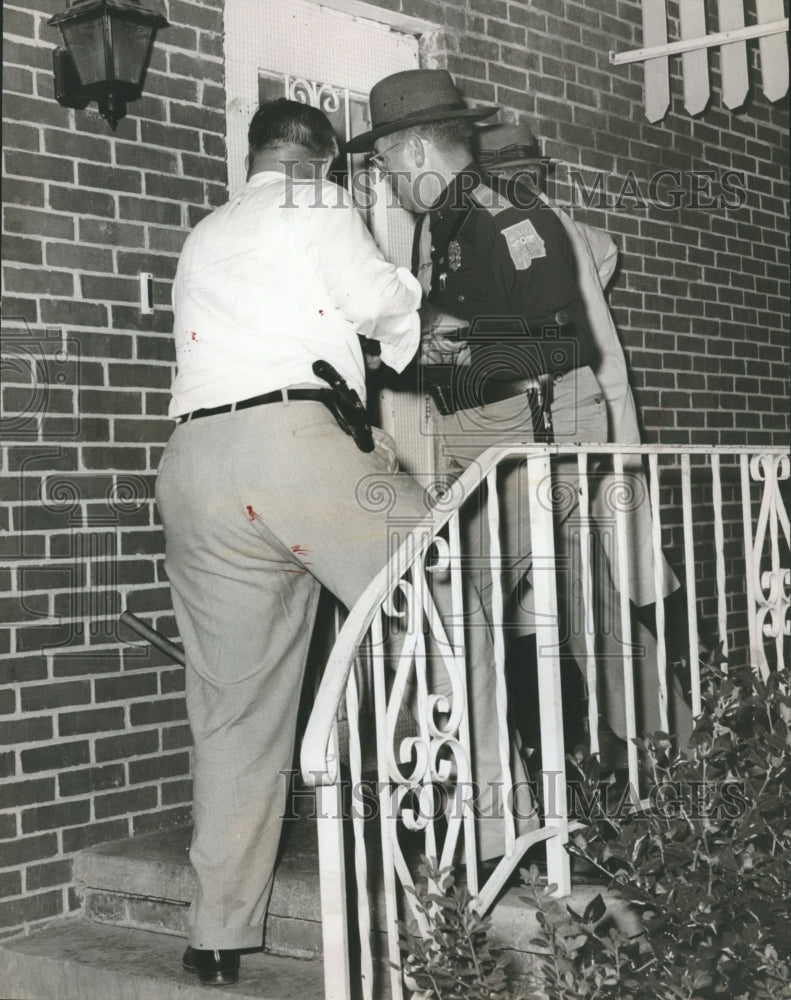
[
  {"xmin": 70, "ymin": 811, "xmax": 635, "ymax": 986},
  {"xmin": 74, "ymin": 820, "xmax": 324, "ymax": 960},
  {"xmin": 0, "ymin": 918, "xmax": 325, "ymax": 1000},
  {"xmin": 16, "ymin": 799, "xmax": 636, "ymax": 998}
]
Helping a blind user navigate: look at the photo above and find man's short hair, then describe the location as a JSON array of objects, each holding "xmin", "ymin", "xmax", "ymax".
[
  {"xmin": 410, "ymin": 119, "xmax": 474, "ymax": 153},
  {"xmin": 248, "ymin": 98, "xmax": 338, "ymax": 159}
]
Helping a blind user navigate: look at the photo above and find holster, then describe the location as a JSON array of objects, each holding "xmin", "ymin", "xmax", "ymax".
[
  {"xmin": 427, "ymin": 372, "xmax": 555, "ymax": 441},
  {"xmin": 312, "ymin": 360, "xmax": 375, "ymax": 453}
]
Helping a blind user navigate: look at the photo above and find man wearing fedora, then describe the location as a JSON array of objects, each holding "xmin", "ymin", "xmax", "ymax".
[{"xmin": 347, "ymin": 70, "xmax": 693, "ymax": 763}]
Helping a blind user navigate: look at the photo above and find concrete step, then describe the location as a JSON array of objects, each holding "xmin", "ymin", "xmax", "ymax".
[
  {"xmin": 74, "ymin": 819, "xmax": 324, "ymax": 960},
  {"xmin": 0, "ymin": 918, "xmax": 325, "ymax": 1000},
  {"xmin": 67, "ymin": 801, "xmax": 637, "ymax": 994}
]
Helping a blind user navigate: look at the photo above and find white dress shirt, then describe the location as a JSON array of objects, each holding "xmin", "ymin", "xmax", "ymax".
[{"xmin": 169, "ymin": 170, "xmax": 421, "ymax": 417}]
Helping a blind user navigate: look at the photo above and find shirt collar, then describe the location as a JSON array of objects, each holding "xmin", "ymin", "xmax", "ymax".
[
  {"xmin": 429, "ymin": 163, "xmax": 483, "ymax": 232},
  {"xmin": 245, "ymin": 169, "xmax": 288, "ymax": 188}
]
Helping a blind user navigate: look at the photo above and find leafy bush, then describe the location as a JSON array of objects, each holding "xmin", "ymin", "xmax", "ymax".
[
  {"xmin": 522, "ymin": 660, "xmax": 791, "ymax": 1000},
  {"xmin": 399, "ymin": 859, "xmax": 527, "ymax": 1000}
]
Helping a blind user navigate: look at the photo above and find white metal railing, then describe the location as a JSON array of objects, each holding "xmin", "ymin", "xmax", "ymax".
[{"xmin": 300, "ymin": 444, "xmax": 789, "ymax": 1000}]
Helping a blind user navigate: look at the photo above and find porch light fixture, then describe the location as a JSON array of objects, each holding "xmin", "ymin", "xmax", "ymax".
[{"xmin": 49, "ymin": 0, "xmax": 169, "ymax": 130}]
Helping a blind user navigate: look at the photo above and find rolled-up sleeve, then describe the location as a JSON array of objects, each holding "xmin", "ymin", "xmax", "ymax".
[{"xmin": 303, "ymin": 185, "xmax": 421, "ymax": 373}]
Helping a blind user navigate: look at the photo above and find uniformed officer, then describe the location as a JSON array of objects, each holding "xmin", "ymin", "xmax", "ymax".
[{"xmin": 347, "ymin": 71, "xmax": 693, "ymax": 753}]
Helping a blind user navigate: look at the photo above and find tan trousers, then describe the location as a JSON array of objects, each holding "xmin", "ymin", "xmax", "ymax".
[
  {"xmin": 434, "ymin": 366, "xmax": 692, "ymax": 746},
  {"xmin": 156, "ymin": 400, "xmax": 534, "ymax": 950}
]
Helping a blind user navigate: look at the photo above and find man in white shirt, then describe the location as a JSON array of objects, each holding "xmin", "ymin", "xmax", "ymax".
[{"xmin": 157, "ymin": 100, "xmax": 534, "ymax": 986}]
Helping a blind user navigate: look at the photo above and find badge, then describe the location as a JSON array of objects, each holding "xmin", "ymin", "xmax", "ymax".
[
  {"xmin": 501, "ymin": 220, "xmax": 546, "ymax": 270},
  {"xmin": 448, "ymin": 240, "xmax": 462, "ymax": 271}
]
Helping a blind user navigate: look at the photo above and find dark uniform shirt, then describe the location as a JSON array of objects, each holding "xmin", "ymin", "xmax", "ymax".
[{"xmin": 416, "ymin": 165, "xmax": 596, "ymax": 407}]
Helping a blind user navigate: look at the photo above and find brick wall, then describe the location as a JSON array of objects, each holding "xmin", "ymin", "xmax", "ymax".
[
  {"xmin": 1, "ymin": 0, "xmax": 788, "ymax": 939},
  {"xmin": 2, "ymin": 0, "xmax": 225, "ymax": 937}
]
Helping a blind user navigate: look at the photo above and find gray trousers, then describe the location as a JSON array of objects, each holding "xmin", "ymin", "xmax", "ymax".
[
  {"xmin": 434, "ymin": 366, "xmax": 692, "ymax": 746},
  {"xmin": 156, "ymin": 400, "xmax": 534, "ymax": 950}
]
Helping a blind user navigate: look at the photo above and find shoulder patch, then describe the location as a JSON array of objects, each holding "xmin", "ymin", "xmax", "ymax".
[
  {"xmin": 501, "ymin": 219, "xmax": 547, "ymax": 270},
  {"xmin": 471, "ymin": 183, "xmax": 513, "ymax": 217}
]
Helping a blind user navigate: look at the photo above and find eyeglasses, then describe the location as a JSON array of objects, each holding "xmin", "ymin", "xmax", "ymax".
[{"xmin": 368, "ymin": 139, "xmax": 408, "ymax": 172}]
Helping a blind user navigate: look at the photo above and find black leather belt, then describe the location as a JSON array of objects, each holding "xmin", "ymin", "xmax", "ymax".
[
  {"xmin": 175, "ymin": 388, "xmax": 331, "ymax": 424},
  {"xmin": 428, "ymin": 372, "xmax": 556, "ymax": 415}
]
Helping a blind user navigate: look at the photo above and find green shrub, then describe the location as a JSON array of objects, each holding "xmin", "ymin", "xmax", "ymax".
[
  {"xmin": 399, "ymin": 859, "xmax": 528, "ymax": 1000},
  {"xmin": 400, "ymin": 662, "xmax": 791, "ymax": 998},
  {"xmin": 522, "ymin": 660, "xmax": 791, "ymax": 1000}
]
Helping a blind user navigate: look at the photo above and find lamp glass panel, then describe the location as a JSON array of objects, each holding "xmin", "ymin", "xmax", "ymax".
[
  {"xmin": 61, "ymin": 15, "xmax": 107, "ymax": 86},
  {"xmin": 111, "ymin": 17, "xmax": 155, "ymax": 86}
]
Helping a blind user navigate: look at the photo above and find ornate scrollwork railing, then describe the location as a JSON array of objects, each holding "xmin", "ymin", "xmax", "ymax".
[{"xmin": 301, "ymin": 443, "xmax": 789, "ymax": 1000}]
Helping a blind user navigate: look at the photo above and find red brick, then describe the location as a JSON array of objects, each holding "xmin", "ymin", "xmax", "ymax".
[
  {"xmin": 59, "ymin": 764, "xmax": 126, "ymax": 797},
  {"xmin": 162, "ymin": 723, "xmax": 192, "ymax": 751},
  {"xmin": 129, "ymin": 751, "xmax": 190, "ymax": 784},
  {"xmin": 20, "ymin": 680, "xmax": 91, "ymax": 712},
  {"xmin": 22, "ymin": 741, "xmax": 91, "ymax": 774},
  {"xmin": 79, "ymin": 218, "xmax": 145, "ymax": 248},
  {"xmin": 112, "ymin": 417, "xmax": 174, "ymax": 443},
  {"xmin": 133, "ymin": 805, "xmax": 192, "ymax": 835},
  {"xmin": 3, "ymin": 176, "xmax": 46, "ymax": 209},
  {"xmin": 94, "ymin": 672, "xmax": 158, "ymax": 703},
  {"xmin": 50, "ymin": 649, "xmax": 121, "ymax": 678},
  {"xmin": 40, "ymin": 298, "xmax": 109, "ymax": 327},
  {"xmin": 95, "ymin": 729, "xmax": 159, "ymax": 763},
  {"xmin": 0, "ymin": 815, "xmax": 17, "ymax": 840},
  {"xmin": 120, "ymin": 530, "xmax": 167, "ymax": 556},
  {"xmin": 145, "ymin": 70, "xmax": 199, "ymax": 104},
  {"xmin": 44, "ymin": 241, "xmax": 113, "ymax": 271},
  {"xmin": 80, "ymin": 275, "xmax": 138, "ymax": 302},
  {"xmin": 25, "ymin": 860, "xmax": 72, "ymax": 891},
  {"xmin": 58, "ymin": 707, "xmax": 125, "ymax": 737},
  {"xmin": 2, "ymin": 8, "xmax": 35, "ymax": 38},
  {"xmin": 145, "ymin": 391, "xmax": 171, "ymax": 417},
  {"xmin": 62, "ymin": 819, "xmax": 130, "ymax": 854},
  {"xmin": 3, "ymin": 778, "xmax": 56, "ymax": 808},
  {"xmin": 129, "ymin": 697, "xmax": 186, "ymax": 726},
  {"xmin": 3, "ymin": 236, "xmax": 43, "ymax": 266},
  {"xmin": 0, "ymin": 716, "xmax": 53, "ymax": 745},
  {"xmin": 94, "ymin": 786, "xmax": 158, "ymax": 819},
  {"xmin": 159, "ymin": 668, "xmax": 185, "ymax": 695},
  {"xmin": 141, "ymin": 120, "xmax": 201, "ymax": 153},
  {"xmin": 162, "ymin": 778, "xmax": 192, "ymax": 805},
  {"xmin": 169, "ymin": 0, "xmax": 223, "ymax": 30},
  {"xmin": 0, "ymin": 871, "xmax": 23, "ymax": 899},
  {"xmin": 78, "ymin": 162, "xmax": 143, "ymax": 194},
  {"xmin": 116, "ymin": 145, "xmax": 179, "ymax": 177},
  {"xmin": 111, "ymin": 303, "xmax": 176, "ymax": 332},
  {"xmin": 0, "ymin": 656, "xmax": 47, "ymax": 684},
  {"xmin": 107, "ymin": 363, "xmax": 172, "ymax": 390},
  {"xmin": 5, "ymin": 150, "xmax": 75, "ymax": 184},
  {"xmin": 4, "ymin": 206, "xmax": 75, "ymax": 240},
  {"xmin": 3, "ymin": 267, "xmax": 74, "ymax": 297},
  {"xmin": 43, "ymin": 128, "xmax": 112, "ymax": 162},
  {"xmin": 49, "ymin": 185, "xmax": 116, "ymax": 217},
  {"xmin": 3, "ymin": 91, "xmax": 76, "ymax": 130},
  {"xmin": 79, "ymin": 389, "xmax": 142, "ymax": 415},
  {"xmin": 117, "ymin": 196, "xmax": 182, "ymax": 226},
  {"xmin": 21, "ymin": 799, "xmax": 90, "ymax": 834},
  {"xmin": 3, "ymin": 122, "xmax": 41, "ymax": 154},
  {"xmin": 0, "ymin": 891, "xmax": 62, "ymax": 930}
]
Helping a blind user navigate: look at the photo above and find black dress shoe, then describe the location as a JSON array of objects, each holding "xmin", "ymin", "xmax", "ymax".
[{"xmin": 182, "ymin": 946, "xmax": 240, "ymax": 986}]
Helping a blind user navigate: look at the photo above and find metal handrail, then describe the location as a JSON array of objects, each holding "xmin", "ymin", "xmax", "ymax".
[{"xmin": 299, "ymin": 442, "xmax": 789, "ymax": 787}]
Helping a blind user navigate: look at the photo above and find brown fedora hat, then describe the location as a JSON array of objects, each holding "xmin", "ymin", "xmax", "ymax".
[{"xmin": 346, "ymin": 70, "xmax": 498, "ymax": 153}]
